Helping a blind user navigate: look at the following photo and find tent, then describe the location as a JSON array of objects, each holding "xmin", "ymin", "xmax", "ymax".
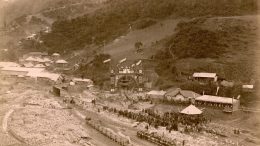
[{"xmin": 180, "ymin": 105, "xmax": 202, "ymax": 115}]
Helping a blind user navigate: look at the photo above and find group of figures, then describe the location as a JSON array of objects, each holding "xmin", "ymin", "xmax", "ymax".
[{"xmin": 103, "ymin": 106, "xmax": 209, "ymax": 133}]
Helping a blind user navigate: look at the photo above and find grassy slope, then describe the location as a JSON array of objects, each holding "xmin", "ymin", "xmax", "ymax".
[
  {"xmin": 40, "ymin": 0, "xmax": 257, "ymax": 53},
  {"xmin": 173, "ymin": 15, "xmax": 258, "ymax": 81}
]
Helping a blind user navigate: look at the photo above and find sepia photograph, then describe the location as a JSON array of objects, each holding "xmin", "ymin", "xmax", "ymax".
[{"xmin": 0, "ymin": 0, "xmax": 259, "ymax": 145}]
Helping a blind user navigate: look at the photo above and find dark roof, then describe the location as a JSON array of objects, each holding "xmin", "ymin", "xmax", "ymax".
[{"xmin": 165, "ymin": 88, "xmax": 200, "ymax": 98}]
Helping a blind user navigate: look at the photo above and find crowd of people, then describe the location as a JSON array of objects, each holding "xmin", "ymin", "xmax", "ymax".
[
  {"xmin": 102, "ymin": 106, "xmax": 209, "ymax": 133},
  {"xmin": 137, "ymin": 130, "xmax": 177, "ymax": 146}
]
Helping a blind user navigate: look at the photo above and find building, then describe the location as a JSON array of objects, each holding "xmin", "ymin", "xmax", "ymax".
[
  {"xmin": 164, "ymin": 88, "xmax": 201, "ymax": 103},
  {"xmin": 193, "ymin": 72, "xmax": 218, "ymax": 83},
  {"xmin": 52, "ymin": 53, "xmax": 61, "ymax": 61},
  {"xmin": 195, "ymin": 95, "xmax": 240, "ymax": 111},
  {"xmin": 26, "ymin": 34, "xmax": 37, "ymax": 40},
  {"xmin": 0, "ymin": 62, "xmax": 20, "ymax": 68},
  {"xmin": 55, "ymin": 59, "xmax": 68, "ymax": 68},
  {"xmin": 26, "ymin": 71, "xmax": 61, "ymax": 84},
  {"xmin": 23, "ymin": 52, "xmax": 48, "ymax": 59},
  {"xmin": 146, "ymin": 90, "xmax": 166, "ymax": 102},
  {"xmin": 242, "ymin": 84, "xmax": 254, "ymax": 92},
  {"xmin": 72, "ymin": 78, "xmax": 93, "ymax": 86},
  {"xmin": 0, "ymin": 67, "xmax": 45, "ymax": 76}
]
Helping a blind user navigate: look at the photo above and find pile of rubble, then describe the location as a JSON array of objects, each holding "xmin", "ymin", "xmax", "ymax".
[
  {"xmin": 23, "ymin": 96, "xmax": 63, "ymax": 109},
  {"xmin": 9, "ymin": 94, "xmax": 94, "ymax": 146}
]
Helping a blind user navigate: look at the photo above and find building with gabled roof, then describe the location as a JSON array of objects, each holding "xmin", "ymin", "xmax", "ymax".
[
  {"xmin": 193, "ymin": 72, "xmax": 218, "ymax": 82},
  {"xmin": 164, "ymin": 88, "xmax": 200, "ymax": 103}
]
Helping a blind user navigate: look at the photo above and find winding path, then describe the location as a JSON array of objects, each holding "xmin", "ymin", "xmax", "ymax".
[{"xmin": 2, "ymin": 109, "xmax": 14, "ymax": 133}]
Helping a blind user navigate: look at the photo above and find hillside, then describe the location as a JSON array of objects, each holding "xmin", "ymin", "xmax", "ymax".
[
  {"xmin": 1, "ymin": 0, "xmax": 259, "ymax": 89},
  {"xmin": 40, "ymin": 0, "xmax": 258, "ymax": 53},
  {"xmin": 0, "ymin": 0, "xmax": 107, "ymax": 51},
  {"xmin": 1, "ymin": 0, "xmax": 107, "ymax": 23},
  {"xmin": 154, "ymin": 15, "xmax": 258, "ymax": 83}
]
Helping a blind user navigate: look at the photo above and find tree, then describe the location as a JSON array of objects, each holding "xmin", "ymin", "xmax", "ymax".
[{"xmin": 135, "ymin": 41, "xmax": 143, "ymax": 53}]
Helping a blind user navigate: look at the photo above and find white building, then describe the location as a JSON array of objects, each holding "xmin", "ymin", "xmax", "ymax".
[
  {"xmin": 72, "ymin": 78, "xmax": 93, "ymax": 85},
  {"xmin": 55, "ymin": 59, "xmax": 68, "ymax": 68},
  {"xmin": 193, "ymin": 72, "xmax": 218, "ymax": 82},
  {"xmin": 195, "ymin": 95, "xmax": 240, "ymax": 111},
  {"xmin": 146, "ymin": 90, "xmax": 166, "ymax": 102},
  {"xmin": 164, "ymin": 88, "xmax": 200, "ymax": 103},
  {"xmin": 0, "ymin": 67, "xmax": 45, "ymax": 76},
  {"xmin": 0, "ymin": 62, "xmax": 20, "ymax": 68}
]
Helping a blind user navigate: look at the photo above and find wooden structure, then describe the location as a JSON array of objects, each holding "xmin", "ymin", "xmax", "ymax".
[
  {"xmin": 110, "ymin": 60, "xmax": 144, "ymax": 93},
  {"xmin": 195, "ymin": 95, "xmax": 240, "ymax": 111}
]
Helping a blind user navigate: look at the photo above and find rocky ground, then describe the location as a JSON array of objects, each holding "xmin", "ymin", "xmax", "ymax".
[
  {"xmin": 1, "ymin": 76, "xmax": 260, "ymax": 146},
  {"xmin": 0, "ymin": 78, "xmax": 118, "ymax": 146}
]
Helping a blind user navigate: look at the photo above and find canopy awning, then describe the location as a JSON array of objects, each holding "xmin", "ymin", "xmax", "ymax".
[{"xmin": 180, "ymin": 105, "xmax": 202, "ymax": 115}]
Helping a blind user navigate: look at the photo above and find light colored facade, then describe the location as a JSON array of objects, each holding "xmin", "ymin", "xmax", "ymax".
[
  {"xmin": 193, "ymin": 72, "xmax": 218, "ymax": 82},
  {"xmin": 195, "ymin": 95, "xmax": 240, "ymax": 111}
]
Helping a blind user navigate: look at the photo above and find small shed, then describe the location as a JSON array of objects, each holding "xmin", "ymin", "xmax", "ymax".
[{"xmin": 242, "ymin": 85, "xmax": 254, "ymax": 92}]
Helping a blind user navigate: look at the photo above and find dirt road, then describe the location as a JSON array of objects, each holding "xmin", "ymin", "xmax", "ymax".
[{"xmin": 70, "ymin": 105, "xmax": 156, "ymax": 146}]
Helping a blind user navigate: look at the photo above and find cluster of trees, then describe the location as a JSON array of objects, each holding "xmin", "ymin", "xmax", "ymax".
[
  {"xmin": 76, "ymin": 53, "xmax": 111, "ymax": 88},
  {"xmin": 41, "ymin": 0, "xmax": 257, "ymax": 53},
  {"xmin": 161, "ymin": 17, "xmax": 229, "ymax": 60}
]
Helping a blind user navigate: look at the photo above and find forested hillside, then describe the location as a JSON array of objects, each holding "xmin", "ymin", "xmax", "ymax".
[{"xmin": 41, "ymin": 0, "xmax": 258, "ymax": 53}]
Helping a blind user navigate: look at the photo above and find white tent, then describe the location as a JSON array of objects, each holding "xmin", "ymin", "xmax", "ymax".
[{"xmin": 180, "ymin": 105, "xmax": 202, "ymax": 115}]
